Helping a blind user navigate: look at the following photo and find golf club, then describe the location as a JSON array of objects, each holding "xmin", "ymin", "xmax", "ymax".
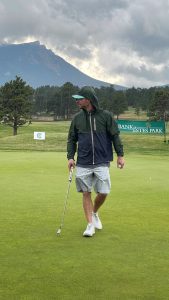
[{"xmin": 56, "ymin": 167, "xmax": 74, "ymax": 236}]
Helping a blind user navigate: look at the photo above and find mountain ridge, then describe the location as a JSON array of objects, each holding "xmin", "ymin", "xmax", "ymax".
[{"xmin": 0, "ymin": 41, "xmax": 126, "ymax": 90}]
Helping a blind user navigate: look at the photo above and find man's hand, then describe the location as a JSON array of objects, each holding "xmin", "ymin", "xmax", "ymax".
[
  {"xmin": 117, "ymin": 156, "xmax": 125, "ymax": 169},
  {"xmin": 68, "ymin": 159, "xmax": 76, "ymax": 171}
]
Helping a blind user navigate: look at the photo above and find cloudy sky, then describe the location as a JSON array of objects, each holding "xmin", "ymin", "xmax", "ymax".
[{"xmin": 1, "ymin": 0, "xmax": 169, "ymax": 88}]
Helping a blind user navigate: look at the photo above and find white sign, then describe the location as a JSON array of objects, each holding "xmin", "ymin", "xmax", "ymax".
[{"xmin": 34, "ymin": 132, "xmax": 46, "ymax": 140}]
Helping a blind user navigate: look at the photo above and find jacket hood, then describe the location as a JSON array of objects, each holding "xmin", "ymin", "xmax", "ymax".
[{"xmin": 72, "ymin": 86, "xmax": 99, "ymax": 110}]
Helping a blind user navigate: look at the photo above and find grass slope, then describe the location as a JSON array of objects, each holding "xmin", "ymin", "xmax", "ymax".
[
  {"xmin": 0, "ymin": 152, "xmax": 169, "ymax": 299},
  {"xmin": 0, "ymin": 121, "xmax": 168, "ymax": 155}
]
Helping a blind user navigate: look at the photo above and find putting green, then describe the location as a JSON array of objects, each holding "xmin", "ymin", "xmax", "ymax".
[{"xmin": 0, "ymin": 151, "xmax": 169, "ymax": 299}]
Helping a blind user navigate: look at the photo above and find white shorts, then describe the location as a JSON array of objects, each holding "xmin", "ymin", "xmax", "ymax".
[{"xmin": 75, "ymin": 166, "xmax": 111, "ymax": 194}]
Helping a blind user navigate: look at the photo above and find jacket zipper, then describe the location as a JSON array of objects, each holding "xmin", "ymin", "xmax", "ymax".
[
  {"xmin": 89, "ymin": 113, "xmax": 95, "ymax": 164},
  {"xmin": 94, "ymin": 118, "xmax": 96, "ymax": 131}
]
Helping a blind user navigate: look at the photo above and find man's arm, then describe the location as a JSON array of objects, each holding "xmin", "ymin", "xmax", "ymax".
[
  {"xmin": 112, "ymin": 134, "xmax": 125, "ymax": 169},
  {"xmin": 106, "ymin": 112, "xmax": 125, "ymax": 168},
  {"xmin": 67, "ymin": 119, "xmax": 78, "ymax": 170}
]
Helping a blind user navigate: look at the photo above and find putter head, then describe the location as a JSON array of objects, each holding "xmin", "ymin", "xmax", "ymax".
[{"xmin": 56, "ymin": 228, "xmax": 61, "ymax": 235}]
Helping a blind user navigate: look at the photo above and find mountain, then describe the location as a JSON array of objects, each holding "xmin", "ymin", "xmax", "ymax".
[{"xmin": 0, "ymin": 41, "xmax": 125, "ymax": 90}]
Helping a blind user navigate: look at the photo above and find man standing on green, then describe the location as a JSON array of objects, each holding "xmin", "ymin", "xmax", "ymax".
[{"xmin": 67, "ymin": 86, "xmax": 124, "ymax": 237}]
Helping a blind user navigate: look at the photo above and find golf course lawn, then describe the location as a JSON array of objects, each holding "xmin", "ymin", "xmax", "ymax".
[{"xmin": 0, "ymin": 151, "xmax": 169, "ymax": 299}]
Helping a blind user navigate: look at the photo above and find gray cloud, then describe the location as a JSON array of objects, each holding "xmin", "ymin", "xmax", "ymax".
[{"xmin": 1, "ymin": 0, "xmax": 169, "ymax": 87}]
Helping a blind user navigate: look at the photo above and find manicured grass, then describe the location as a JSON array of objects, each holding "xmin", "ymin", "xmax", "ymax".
[
  {"xmin": 120, "ymin": 106, "xmax": 147, "ymax": 120},
  {"xmin": 0, "ymin": 122, "xmax": 70, "ymax": 151},
  {"xmin": 0, "ymin": 152, "xmax": 169, "ymax": 299},
  {"xmin": 0, "ymin": 121, "xmax": 168, "ymax": 155}
]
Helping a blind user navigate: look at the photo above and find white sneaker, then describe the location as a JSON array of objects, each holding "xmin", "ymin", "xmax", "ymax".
[
  {"xmin": 83, "ymin": 223, "xmax": 95, "ymax": 237},
  {"xmin": 92, "ymin": 212, "xmax": 102, "ymax": 230}
]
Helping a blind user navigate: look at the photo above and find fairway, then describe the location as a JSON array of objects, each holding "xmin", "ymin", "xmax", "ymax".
[{"xmin": 0, "ymin": 151, "xmax": 169, "ymax": 299}]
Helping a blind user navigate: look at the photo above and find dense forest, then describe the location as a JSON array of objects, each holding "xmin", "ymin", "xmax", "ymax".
[
  {"xmin": 32, "ymin": 82, "xmax": 169, "ymax": 122},
  {"xmin": 0, "ymin": 78, "xmax": 169, "ymax": 134}
]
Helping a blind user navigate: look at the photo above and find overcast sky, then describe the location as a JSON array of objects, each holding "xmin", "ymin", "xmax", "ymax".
[{"xmin": 1, "ymin": 0, "xmax": 169, "ymax": 88}]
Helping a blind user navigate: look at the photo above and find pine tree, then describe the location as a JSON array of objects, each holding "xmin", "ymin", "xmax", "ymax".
[{"xmin": 0, "ymin": 76, "xmax": 33, "ymax": 135}]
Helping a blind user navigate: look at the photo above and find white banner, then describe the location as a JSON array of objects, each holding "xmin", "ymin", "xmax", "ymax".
[{"xmin": 34, "ymin": 132, "xmax": 46, "ymax": 140}]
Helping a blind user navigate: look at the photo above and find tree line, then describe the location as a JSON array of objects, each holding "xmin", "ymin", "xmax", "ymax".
[{"xmin": 0, "ymin": 76, "xmax": 169, "ymax": 135}]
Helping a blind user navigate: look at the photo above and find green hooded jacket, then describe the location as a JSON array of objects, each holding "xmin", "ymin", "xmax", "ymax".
[{"xmin": 67, "ymin": 87, "xmax": 124, "ymax": 166}]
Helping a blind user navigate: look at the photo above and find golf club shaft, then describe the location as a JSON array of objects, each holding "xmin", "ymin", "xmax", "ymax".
[
  {"xmin": 59, "ymin": 180, "xmax": 71, "ymax": 229},
  {"xmin": 58, "ymin": 168, "xmax": 74, "ymax": 231}
]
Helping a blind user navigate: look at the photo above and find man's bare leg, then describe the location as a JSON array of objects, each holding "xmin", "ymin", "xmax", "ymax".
[
  {"xmin": 93, "ymin": 193, "xmax": 107, "ymax": 213},
  {"xmin": 83, "ymin": 191, "xmax": 93, "ymax": 223}
]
